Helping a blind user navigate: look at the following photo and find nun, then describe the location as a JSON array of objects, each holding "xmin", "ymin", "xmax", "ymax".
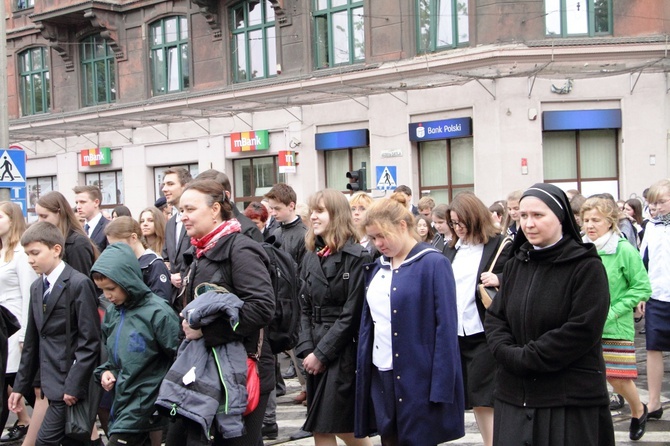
[{"xmin": 485, "ymin": 183, "xmax": 615, "ymax": 446}]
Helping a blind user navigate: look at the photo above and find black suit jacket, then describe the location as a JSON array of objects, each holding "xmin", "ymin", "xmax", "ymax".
[
  {"xmin": 162, "ymin": 213, "xmax": 191, "ymax": 306},
  {"xmin": 443, "ymin": 234, "xmax": 512, "ymax": 322},
  {"xmin": 14, "ymin": 264, "xmax": 101, "ymax": 401},
  {"xmin": 89, "ymin": 215, "xmax": 110, "ymax": 252}
]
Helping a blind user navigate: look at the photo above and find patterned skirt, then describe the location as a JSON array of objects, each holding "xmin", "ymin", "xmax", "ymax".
[{"xmin": 602, "ymin": 339, "xmax": 638, "ymax": 379}]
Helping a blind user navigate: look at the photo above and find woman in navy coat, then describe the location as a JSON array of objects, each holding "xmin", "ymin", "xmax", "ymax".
[{"xmin": 355, "ymin": 194, "xmax": 465, "ymax": 446}]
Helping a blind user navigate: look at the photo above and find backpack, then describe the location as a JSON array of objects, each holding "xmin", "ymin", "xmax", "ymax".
[{"xmin": 215, "ymin": 234, "xmax": 301, "ymax": 354}]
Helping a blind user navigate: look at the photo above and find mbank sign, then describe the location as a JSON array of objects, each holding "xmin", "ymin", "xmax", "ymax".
[
  {"xmin": 231, "ymin": 130, "xmax": 270, "ymax": 152},
  {"xmin": 81, "ymin": 148, "xmax": 112, "ymax": 166}
]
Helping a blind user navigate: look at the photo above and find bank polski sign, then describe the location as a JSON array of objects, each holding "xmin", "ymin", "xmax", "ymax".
[{"xmin": 408, "ymin": 117, "xmax": 472, "ymax": 142}]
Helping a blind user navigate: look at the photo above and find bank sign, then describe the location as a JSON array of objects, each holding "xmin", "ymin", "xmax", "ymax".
[
  {"xmin": 80, "ymin": 147, "xmax": 112, "ymax": 166},
  {"xmin": 408, "ymin": 117, "xmax": 472, "ymax": 142},
  {"xmin": 231, "ymin": 130, "xmax": 270, "ymax": 152}
]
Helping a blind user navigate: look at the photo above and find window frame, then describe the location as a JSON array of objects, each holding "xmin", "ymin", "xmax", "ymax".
[
  {"xmin": 232, "ymin": 156, "xmax": 286, "ymax": 210},
  {"xmin": 542, "ymin": 129, "xmax": 619, "ymax": 194},
  {"xmin": 545, "ymin": 0, "xmax": 612, "ymax": 37},
  {"xmin": 18, "ymin": 47, "xmax": 51, "ymax": 116},
  {"xmin": 323, "ymin": 147, "xmax": 371, "ymax": 194},
  {"xmin": 313, "ymin": 0, "xmax": 365, "ymax": 69},
  {"xmin": 154, "ymin": 164, "xmax": 200, "ymax": 200},
  {"xmin": 149, "ymin": 16, "xmax": 190, "ymax": 96},
  {"xmin": 16, "ymin": 0, "xmax": 34, "ymax": 11},
  {"xmin": 85, "ymin": 171, "xmax": 125, "ymax": 208},
  {"xmin": 80, "ymin": 34, "xmax": 117, "ymax": 106},
  {"xmin": 27, "ymin": 176, "xmax": 59, "ymax": 213},
  {"xmin": 417, "ymin": 136, "xmax": 474, "ymax": 203},
  {"xmin": 415, "ymin": 0, "xmax": 469, "ymax": 54},
  {"xmin": 230, "ymin": 0, "xmax": 278, "ymax": 83}
]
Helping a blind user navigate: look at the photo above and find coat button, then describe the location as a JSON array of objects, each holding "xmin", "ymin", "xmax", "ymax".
[
  {"xmin": 398, "ymin": 398, "xmax": 403, "ymax": 402},
  {"xmin": 396, "ymin": 375, "xmax": 400, "ymax": 380},
  {"xmin": 393, "ymin": 332, "xmax": 398, "ymax": 336},
  {"xmin": 365, "ymin": 266, "xmax": 369, "ymax": 270},
  {"xmin": 395, "ymin": 353, "xmax": 399, "ymax": 357},
  {"xmin": 393, "ymin": 309, "xmax": 397, "ymax": 313},
  {"xmin": 392, "ymin": 287, "xmax": 396, "ymax": 291}
]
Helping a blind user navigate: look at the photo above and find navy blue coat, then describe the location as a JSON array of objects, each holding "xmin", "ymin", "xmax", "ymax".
[{"xmin": 355, "ymin": 243, "xmax": 465, "ymax": 444}]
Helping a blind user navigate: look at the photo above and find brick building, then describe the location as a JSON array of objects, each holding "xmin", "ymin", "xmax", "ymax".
[{"xmin": 5, "ymin": 0, "xmax": 670, "ymax": 215}]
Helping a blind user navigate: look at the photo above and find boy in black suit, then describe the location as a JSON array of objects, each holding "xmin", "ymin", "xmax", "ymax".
[{"xmin": 9, "ymin": 222, "xmax": 101, "ymax": 446}]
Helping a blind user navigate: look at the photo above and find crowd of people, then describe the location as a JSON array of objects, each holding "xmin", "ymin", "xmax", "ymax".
[{"xmin": 0, "ymin": 168, "xmax": 667, "ymax": 446}]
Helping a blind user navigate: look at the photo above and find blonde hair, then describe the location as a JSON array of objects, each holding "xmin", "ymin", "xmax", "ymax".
[
  {"xmin": 362, "ymin": 197, "xmax": 420, "ymax": 242},
  {"xmin": 105, "ymin": 216, "xmax": 148, "ymax": 249},
  {"xmin": 350, "ymin": 192, "xmax": 374, "ymax": 208},
  {"xmin": 580, "ymin": 197, "xmax": 620, "ymax": 235},
  {"xmin": 417, "ymin": 196, "xmax": 436, "ymax": 212},
  {"xmin": 305, "ymin": 190, "xmax": 358, "ymax": 252},
  {"xmin": 0, "ymin": 202, "xmax": 27, "ymax": 262},
  {"xmin": 139, "ymin": 206, "xmax": 166, "ymax": 254},
  {"xmin": 648, "ymin": 179, "xmax": 670, "ymax": 206}
]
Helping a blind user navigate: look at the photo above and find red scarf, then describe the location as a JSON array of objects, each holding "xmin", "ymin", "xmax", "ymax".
[{"xmin": 191, "ymin": 219, "xmax": 242, "ymax": 258}]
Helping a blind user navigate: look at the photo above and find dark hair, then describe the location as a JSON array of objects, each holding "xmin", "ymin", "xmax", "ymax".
[
  {"xmin": 163, "ymin": 167, "xmax": 193, "ymax": 187},
  {"xmin": 21, "ymin": 221, "xmax": 66, "ymax": 257},
  {"xmin": 36, "ymin": 191, "xmax": 97, "ymax": 254},
  {"xmin": 264, "ymin": 183, "xmax": 297, "ymax": 206},
  {"xmin": 183, "ymin": 179, "xmax": 234, "ymax": 221},
  {"xmin": 105, "ymin": 216, "xmax": 148, "ymax": 249},
  {"xmin": 195, "ymin": 169, "xmax": 232, "ymax": 195},
  {"xmin": 139, "ymin": 206, "xmax": 166, "ymax": 253},
  {"xmin": 244, "ymin": 202, "xmax": 268, "ymax": 223},
  {"xmin": 305, "ymin": 189, "xmax": 358, "ymax": 252},
  {"xmin": 431, "ymin": 203, "xmax": 449, "ymax": 220},
  {"xmin": 625, "ymin": 199, "xmax": 644, "ymax": 225},
  {"xmin": 447, "ymin": 192, "xmax": 498, "ymax": 248},
  {"xmin": 395, "ymin": 185, "xmax": 412, "ymax": 196},
  {"xmin": 73, "ymin": 185, "xmax": 102, "ymax": 203},
  {"xmin": 570, "ymin": 194, "xmax": 587, "ymax": 216},
  {"xmin": 112, "ymin": 205, "xmax": 132, "ymax": 218},
  {"xmin": 91, "ymin": 271, "xmax": 108, "ymax": 282},
  {"xmin": 416, "ymin": 215, "xmax": 436, "ymax": 243}
]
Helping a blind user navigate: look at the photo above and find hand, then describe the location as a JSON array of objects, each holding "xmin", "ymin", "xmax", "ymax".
[
  {"xmin": 637, "ymin": 301, "xmax": 646, "ymax": 316},
  {"xmin": 63, "ymin": 394, "xmax": 78, "ymax": 406},
  {"xmin": 171, "ymin": 273, "xmax": 182, "ymax": 288},
  {"xmin": 101, "ymin": 371, "xmax": 117, "ymax": 392},
  {"xmin": 480, "ymin": 272, "xmax": 500, "ymax": 288},
  {"xmin": 182, "ymin": 320, "xmax": 203, "ymax": 340},
  {"xmin": 8, "ymin": 392, "xmax": 24, "ymax": 413},
  {"xmin": 303, "ymin": 353, "xmax": 326, "ymax": 375}
]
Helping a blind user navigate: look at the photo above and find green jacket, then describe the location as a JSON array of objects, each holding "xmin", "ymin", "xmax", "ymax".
[
  {"xmin": 598, "ymin": 236, "xmax": 651, "ymax": 341},
  {"xmin": 92, "ymin": 243, "xmax": 180, "ymax": 435}
]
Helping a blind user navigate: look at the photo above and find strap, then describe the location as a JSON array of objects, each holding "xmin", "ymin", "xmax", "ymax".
[{"xmin": 486, "ymin": 237, "xmax": 511, "ymax": 274}]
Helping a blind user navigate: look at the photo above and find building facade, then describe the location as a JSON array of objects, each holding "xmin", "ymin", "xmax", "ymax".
[{"xmin": 6, "ymin": 0, "xmax": 670, "ymax": 215}]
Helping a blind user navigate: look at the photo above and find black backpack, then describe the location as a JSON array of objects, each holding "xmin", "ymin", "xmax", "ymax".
[{"xmin": 216, "ymin": 234, "xmax": 301, "ymax": 354}]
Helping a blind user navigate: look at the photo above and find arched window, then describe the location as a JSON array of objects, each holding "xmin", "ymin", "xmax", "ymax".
[
  {"xmin": 149, "ymin": 16, "xmax": 190, "ymax": 95},
  {"xmin": 18, "ymin": 47, "xmax": 51, "ymax": 116},
  {"xmin": 81, "ymin": 35, "xmax": 117, "ymax": 106}
]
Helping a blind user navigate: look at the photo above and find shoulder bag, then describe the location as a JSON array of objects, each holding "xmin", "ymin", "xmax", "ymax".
[{"xmin": 477, "ymin": 237, "xmax": 511, "ymax": 309}]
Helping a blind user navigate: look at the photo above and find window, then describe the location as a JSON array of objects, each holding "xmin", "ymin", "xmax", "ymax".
[
  {"xmin": 233, "ymin": 156, "xmax": 286, "ymax": 210},
  {"xmin": 16, "ymin": 0, "xmax": 34, "ymax": 10},
  {"xmin": 18, "ymin": 47, "xmax": 51, "ymax": 116},
  {"xmin": 324, "ymin": 148, "xmax": 371, "ymax": 192},
  {"xmin": 85, "ymin": 171, "xmax": 124, "ymax": 207},
  {"xmin": 314, "ymin": 0, "xmax": 365, "ymax": 68},
  {"xmin": 150, "ymin": 16, "xmax": 190, "ymax": 95},
  {"xmin": 230, "ymin": 1, "xmax": 278, "ymax": 82},
  {"xmin": 543, "ymin": 129, "xmax": 618, "ymax": 197},
  {"xmin": 154, "ymin": 164, "xmax": 199, "ymax": 200},
  {"xmin": 27, "ymin": 176, "xmax": 58, "ymax": 211},
  {"xmin": 416, "ymin": 0, "xmax": 468, "ymax": 53},
  {"xmin": 418, "ymin": 137, "xmax": 474, "ymax": 204},
  {"xmin": 545, "ymin": 0, "xmax": 611, "ymax": 37},
  {"xmin": 81, "ymin": 35, "xmax": 117, "ymax": 106}
]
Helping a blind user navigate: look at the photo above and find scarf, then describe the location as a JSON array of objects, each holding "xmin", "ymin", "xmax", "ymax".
[
  {"xmin": 191, "ymin": 219, "xmax": 242, "ymax": 259},
  {"xmin": 583, "ymin": 230, "xmax": 618, "ymax": 254},
  {"xmin": 653, "ymin": 212, "xmax": 670, "ymax": 226}
]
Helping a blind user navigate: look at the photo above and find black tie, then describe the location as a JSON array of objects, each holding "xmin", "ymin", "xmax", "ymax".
[
  {"xmin": 43, "ymin": 278, "xmax": 50, "ymax": 304},
  {"xmin": 84, "ymin": 223, "xmax": 90, "ymax": 234}
]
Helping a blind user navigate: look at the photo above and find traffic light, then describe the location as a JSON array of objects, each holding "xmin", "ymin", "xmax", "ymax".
[{"xmin": 346, "ymin": 168, "xmax": 367, "ymax": 192}]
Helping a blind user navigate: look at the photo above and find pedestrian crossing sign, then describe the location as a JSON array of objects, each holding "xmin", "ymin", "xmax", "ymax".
[
  {"xmin": 0, "ymin": 149, "xmax": 26, "ymax": 184},
  {"xmin": 376, "ymin": 166, "xmax": 397, "ymax": 190}
]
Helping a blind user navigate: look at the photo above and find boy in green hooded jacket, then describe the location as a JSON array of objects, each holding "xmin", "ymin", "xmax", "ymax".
[{"xmin": 91, "ymin": 243, "xmax": 180, "ymax": 446}]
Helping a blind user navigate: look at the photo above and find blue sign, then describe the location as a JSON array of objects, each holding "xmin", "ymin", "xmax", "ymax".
[
  {"xmin": 408, "ymin": 117, "xmax": 472, "ymax": 142},
  {"xmin": 376, "ymin": 166, "xmax": 397, "ymax": 190},
  {"xmin": 315, "ymin": 129, "xmax": 369, "ymax": 150},
  {"xmin": 0, "ymin": 149, "xmax": 27, "ymax": 216},
  {"xmin": 543, "ymin": 109, "xmax": 621, "ymax": 131}
]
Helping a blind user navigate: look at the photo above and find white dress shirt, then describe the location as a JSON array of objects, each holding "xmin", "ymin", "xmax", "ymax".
[{"xmin": 451, "ymin": 240, "xmax": 484, "ymax": 336}]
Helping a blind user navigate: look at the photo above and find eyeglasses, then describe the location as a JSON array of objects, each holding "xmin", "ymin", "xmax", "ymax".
[{"xmin": 448, "ymin": 220, "xmax": 467, "ymax": 229}]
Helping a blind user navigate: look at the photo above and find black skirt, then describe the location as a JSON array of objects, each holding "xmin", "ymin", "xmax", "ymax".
[
  {"xmin": 645, "ymin": 298, "xmax": 670, "ymax": 351},
  {"xmin": 493, "ymin": 399, "xmax": 614, "ymax": 446}
]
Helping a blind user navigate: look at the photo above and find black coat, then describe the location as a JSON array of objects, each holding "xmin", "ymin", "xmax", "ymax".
[
  {"xmin": 296, "ymin": 240, "xmax": 371, "ymax": 433},
  {"xmin": 64, "ymin": 230, "xmax": 96, "ymax": 276},
  {"xmin": 163, "ymin": 213, "xmax": 191, "ymax": 309},
  {"xmin": 182, "ymin": 232, "xmax": 276, "ymax": 394},
  {"xmin": 89, "ymin": 215, "xmax": 110, "ymax": 252},
  {"xmin": 485, "ymin": 237, "xmax": 610, "ymax": 408},
  {"xmin": 232, "ymin": 206, "xmax": 263, "ymax": 242}
]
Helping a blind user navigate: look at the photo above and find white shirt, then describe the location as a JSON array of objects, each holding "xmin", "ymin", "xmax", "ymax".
[
  {"xmin": 175, "ymin": 212, "xmax": 184, "ymax": 243},
  {"xmin": 451, "ymin": 240, "xmax": 484, "ymax": 336},
  {"xmin": 85, "ymin": 212, "xmax": 103, "ymax": 236},
  {"xmin": 366, "ymin": 267, "xmax": 394, "ymax": 371},
  {"xmin": 44, "ymin": 260, "xmax": 66, "ymax": 296},
  {"xmin": 640, "ymin": 222, "xmax": 670, "ymax": 302}
]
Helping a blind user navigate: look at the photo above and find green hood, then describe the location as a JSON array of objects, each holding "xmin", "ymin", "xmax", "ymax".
[{"xmin": 91, "ymin": 242, "xmax": 152, "ymax": 308}]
